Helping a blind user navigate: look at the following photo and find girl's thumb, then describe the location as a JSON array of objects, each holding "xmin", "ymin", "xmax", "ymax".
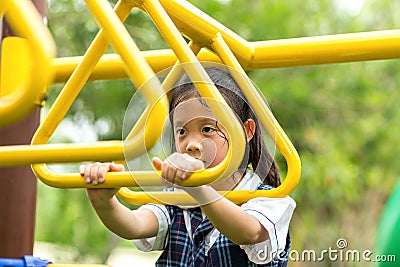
[
  {"xmin": 109, "ymin": 163, "xmax": 125, "ymax": 172},
  {"xmin": 152, "ymin": 157, "xmax": 163, "ymax": 170}
]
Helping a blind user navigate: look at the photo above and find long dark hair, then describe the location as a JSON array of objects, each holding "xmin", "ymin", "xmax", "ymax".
[{"xmin": 168, "ymin": 67, "xmax": 281, "ymax": 187}]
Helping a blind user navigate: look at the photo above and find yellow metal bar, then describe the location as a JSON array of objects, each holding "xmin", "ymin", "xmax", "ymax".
[
  {"xmin": 117, "ymin": 33, "xmax": 300, "ymax": 205},
  {"xmin": 30, "ymin": 1, "xmax": 132, "ymax": 186},
  {"xmin": 249, "ymin": 29, "xmax": 400, "ymax": 69},
  {"xmin": 142, "ymin": 0, "xmax": 246, "ymax": 184},
  {"xmin": 118, "ymin": 187, "xmax": 300, "ymax": 205},
  {"xmin": 0, "ymin": 141, "xmax": 123, "ymax": 167},
  {"xmin": 30, "ymin": 0, "xmax": 168, "ymax": 188},
  {"xmin": 124, "ymin": 42, "xmax": 200, "ymax": 142},
  {"xmin": 84, "ymin": 0, "xmax": 169, "ymax": 148},
  {"xmin": 32, "ymin": 1, "xmax": 130, "ymax": 145},
  {"xmin": 51, "ymin": 29, "xmax": 400, "ymax": 83},
  {"xmin": 2, "ymin": 0, "xmax": 397, "ymax": 204},
  {"xmin": 51, "ymin": 50, "xmax": 221, "ymax": 83},
  {"xmin": 156, "ymin": 0, "xmax": 251, "ymax": 63},
  {"xmin": 212, "ymin": 33, "xmax": 301, "ymax": 197},
  {"xmin": 27, "ymin": 41, "xmax": 246, "ymax": 190},
  {"xmin": 122, "ymin": 42, "xmax": 194, "ymax": 159},
  {"xmin": 1, "ymin": 37, "xmax": 30, "ymax": 97},
  {"xmin": 34, "ymin": 166, "xmax": 265, "ymax": 189},
  {"xmin": 48, "ymin": 1, "xmax": 400, "ymax": 83},
  {"xmin": 0, "ymin": 0, "xmax": 130, "ymax": 166},
  {"xmin": 0, "ymin": 0, "xmax": 55, "ymax": 126},
  {"xmin": 28, "ymin": 0, "xmax": 243, "ymax": 190},
  {"xmin": 85, "ymin": 0, "xmax": 155, "ymax": 88},
  {"xmin": 143, "ymin": 0, "xmax": 216, "ymax": 65},
  {"xmin": 118, "ymin": 42, "xmax": 225, "ymax": 203}
]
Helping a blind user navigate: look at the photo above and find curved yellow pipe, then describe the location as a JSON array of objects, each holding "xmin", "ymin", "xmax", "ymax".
[
  {"xmin": 31, "ymin": 0, "xmax": 168, "ymax": 188},
  {"xmin": 212, "ymin": 33, "xmax": 301, "ymax": 196},
  {"xmin": 117, "ymin": 34, "xmax": 301, "ymax": 205},
  {"xmin": 31, "ymin": 0, "xmax": 243, "ymax": 190},
  {"xmin": 52, "ymin": 28, "xmax": 400, "ymax": 83},
  {"xmin": 143, "ymin": 0, "xmax": 246, "ymax": 182},
  {"xmin": 0, "ymin": 0, "xmax": 55, "ymax": 126}
]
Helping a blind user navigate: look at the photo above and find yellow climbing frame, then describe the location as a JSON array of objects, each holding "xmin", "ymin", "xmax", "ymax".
[
  {"xmin": 2, "ymin": 0, "xmax": 400, "ymax": 204},
  {"xmin": 0, "ymin": 0, "xmax": 55, "ymax": 126}
]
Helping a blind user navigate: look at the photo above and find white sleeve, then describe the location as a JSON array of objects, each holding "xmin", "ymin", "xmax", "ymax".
[
  {"xmin": 132, "ymin": 204, "xmax": 170, "ymax": 252},
  {"xmin": 239, "ymin": 196, "xmax": 296, "ymax": 264}
]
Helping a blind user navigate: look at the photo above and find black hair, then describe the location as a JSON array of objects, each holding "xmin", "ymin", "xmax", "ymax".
[{"xmin": 168, "ymin": 67, "xmax": 281, "ymax": 187}]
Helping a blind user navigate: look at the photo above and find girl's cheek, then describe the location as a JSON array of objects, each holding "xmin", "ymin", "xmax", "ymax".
[
  {"xmin": 201, "ymin": 139, "xmax": 217, "ymax": 168},
  {"xmin": 175, "ymin": 139, "xmax": 185, "ymax": 153},
  {"xmin": 212, "ymin": 139, "xmax": 229, "ymax": 166}
]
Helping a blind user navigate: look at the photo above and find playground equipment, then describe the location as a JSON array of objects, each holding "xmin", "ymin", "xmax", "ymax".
[
  {"xmin": 0, "ymin": 0, "xmax": 304, "ymax": 205},
  {"xmin": 0, "ymin": 1, "xmax": 56, "ymax": 126},
  {"xmin": 0, "ymin": 0, "xmax": 55, "ymax": 126},
  {"xmin": 375, "ymin": 179, "xmax": 400, "ymax": 267},
  {"xmin": 1, "ymin": 0, "xmax": 399, "ymax": 264}
]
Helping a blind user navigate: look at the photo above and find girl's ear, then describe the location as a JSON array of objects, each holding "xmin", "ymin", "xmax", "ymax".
[{"xmin": 244, "ymin": 119, "xmax": 256, "ymax": 142}]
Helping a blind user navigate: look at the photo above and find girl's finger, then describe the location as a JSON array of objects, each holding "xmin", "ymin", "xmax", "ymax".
[
  {"xmin": 79, "ymin": 164, "xmax": 86, "ymax": 176},
  {"xmin": 160, "ymin": 162, "xmax": 175, "ymax": 187},
  {"xmin": 181, "ymin": 170, "xmax": 191, "ymax": 180},
  {"xmin": 152, "ymin": 157, "xmax": 163, "ymax": 170},
  {"xmin": 161, "ymin": 161, "xmax": 169, "ymax": 183},
  {"xmin": 84, "ymin": 164, "xmax": 93, "ymax": 183},
  {"xmin": 109, "ymin": 163, "xmax": 125, "ymax": 172},
  {"xmin": 174, "ymin": 176, "xmax": 183, "ymax": 186},
  {"xmin": 166, "ymin": 164, "xmax": 177, "ymax": 184},
  {"xmin": 90, "ymin": 163, "xmax": 101, "ymax": 185},
  {"xmin": 175, "ymin": 168, "xmax": 186, "ymax": 184},
  {"xmin": 97, "ymin": 163, "xmax": 111, "ymax": 183}
]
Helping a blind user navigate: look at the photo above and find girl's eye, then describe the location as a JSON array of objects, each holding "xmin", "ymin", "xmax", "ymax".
[
  {"xmin": 176, "ymin": 128, "xmax": 186, "ymax": 135},
  {"xmin": 202, "ymin": 126, "xmax": 216, "ymax": 134}
]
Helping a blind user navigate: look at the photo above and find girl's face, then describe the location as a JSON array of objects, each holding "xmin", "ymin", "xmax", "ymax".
[{"xmin": 172, "ymin": 98, "xmax": 229, "ymax": 169}]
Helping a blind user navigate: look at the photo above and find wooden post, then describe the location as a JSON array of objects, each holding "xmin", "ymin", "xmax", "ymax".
[{"xmin": 0, "ymin": 0, "xmax": 46, "ymax": 257}]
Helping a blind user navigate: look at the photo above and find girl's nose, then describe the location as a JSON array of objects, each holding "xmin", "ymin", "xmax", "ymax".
[{"xmin": 185, "ymin": 139, "xmax": 202, "ymax": 157}]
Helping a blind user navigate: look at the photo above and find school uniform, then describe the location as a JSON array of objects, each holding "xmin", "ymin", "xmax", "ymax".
[{"xmin": 134, "ymin": 171, "xmax": 296, "ymax": 266}]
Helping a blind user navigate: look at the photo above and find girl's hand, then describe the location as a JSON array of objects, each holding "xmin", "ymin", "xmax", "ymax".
[
  {"xmin": 79, "ymin": 162, "xmax": 125, "ymax": 207},
  {"xmin": 152, "ymin": 153, "xmax": 204, "ymax": 187},
  {"xmin": 79, "ymin": 162, "xmax": 125, "ymax": 185}
]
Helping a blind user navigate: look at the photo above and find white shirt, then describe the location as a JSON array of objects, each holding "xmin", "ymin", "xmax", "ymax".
[{"xmin": 133, "ymin": 171, "xmax": 296, "ymax": 264}]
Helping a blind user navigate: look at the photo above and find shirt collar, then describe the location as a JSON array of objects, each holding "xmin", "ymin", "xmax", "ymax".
[{"xmin": 233, "ymin": 170, "xmax": 262, "ymax": 191}]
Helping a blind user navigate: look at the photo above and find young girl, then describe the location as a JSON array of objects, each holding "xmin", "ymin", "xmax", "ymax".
[{"xmin": 80, "ymin": 67, "xmax": 296, "ymax": 266}]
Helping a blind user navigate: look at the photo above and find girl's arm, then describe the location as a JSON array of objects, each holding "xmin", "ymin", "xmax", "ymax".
[
  {"xmin": 80, "ymin": 163, "xmax": 159, "ymax": 240},
  {"xmin": 186, "ymin": 186, "xmax": 269, "ymax": 245},
  {"xmin": 152, "ymin": 156, "xmax": 269, "ymax": 245}
]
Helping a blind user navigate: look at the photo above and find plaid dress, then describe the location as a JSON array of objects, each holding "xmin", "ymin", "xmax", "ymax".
[{"xmin": 156, "ymin": 184, "xmax": 291, "ymax": 267}]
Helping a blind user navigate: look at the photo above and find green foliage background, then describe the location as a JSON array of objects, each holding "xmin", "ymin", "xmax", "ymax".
[{"xmin": 35, "ymin": 0, "xmax": 400, "ymax": 266}]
